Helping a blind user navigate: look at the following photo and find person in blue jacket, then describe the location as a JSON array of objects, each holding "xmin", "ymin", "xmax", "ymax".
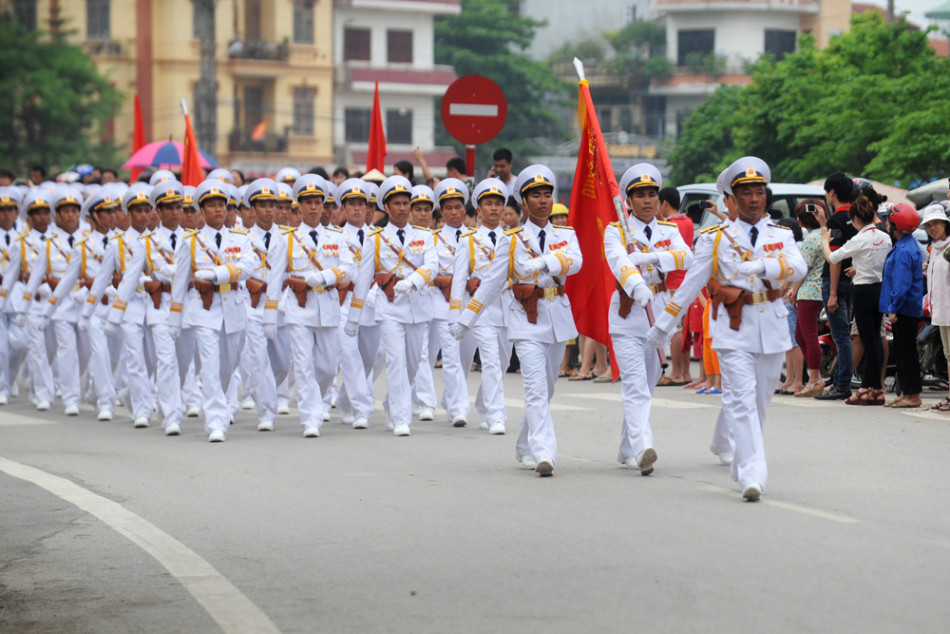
[{"xmin": 880, "ymin": 204, "xmax": 924, "ymax": 408}]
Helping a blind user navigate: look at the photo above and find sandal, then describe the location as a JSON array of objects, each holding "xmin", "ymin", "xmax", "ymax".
[
  {"xmin": 845, "ymin": 388, "xmax": 875, "ymax": 406},
  {"xmin": 568, "ymin": 372, "xmax": 594, "ymax": 381},
  {"xmin": 931, "ymin": 398, "xmax": 950, "ymax": 411},
  {"xmin": 656, "ymin": 375, "xmax": 676, "ymax": 386},
  {"xmin": 795, "ymin": 381, "xmax": 825, "ymax": 398},
  {"xmin": 592, "ymin": 374, "xmax": 613, "ymax": 383}
]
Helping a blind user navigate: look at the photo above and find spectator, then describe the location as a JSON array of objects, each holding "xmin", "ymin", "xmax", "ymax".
[
  {"xmin": 502, "ymin": 197, "xmax": 521, "ymax": 230},
  {"xmin": 0, "ymin": 168, "xmax": 15, "ymax": 186},
  {"xmin": 815, "ymin": 172, "xmax": 857, "ymax": 400},
  {"xmin": 309, "ymin": 166, "xmax": 329, "ymax": 180},
  {"xmin": 775, "ymin": 216, "xmax": 805, "ymax": 395},
  {"xmin": 332, "ymin": 166, "xmax": 349, "ymax": 185},
  {"xmin": 791, "ymin": 199, "xmax": 827, "ymax": 398},
  {"xmin": 412, "ymin": 148, "xmax": 435, "ymax": 187},
  {"xmin": 923, "ymin": 203, "xmax": 950, "ymax": 412},
  {"xmin": 231, "ymin": 169, "xmax": 246, "ymax": 186},
  {"xmin": 488, "ymin": 147, "xmax": 516, "ymax": 195},
  {"xmin": 393, "ymin": 160, "xmax": 414, "ymax": 184},
  {"xmin": 879, "ymin": 204, "xmax": 924, "ymax": 408},
  {"xmin": 30, "ymin": 165, "xmax": 46, "ymax": 185}
]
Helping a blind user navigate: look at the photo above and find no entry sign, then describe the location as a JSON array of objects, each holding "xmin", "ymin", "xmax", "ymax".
[{"xmin": 441, "ymin": 75, "xmax": 507, "ymax": 147}]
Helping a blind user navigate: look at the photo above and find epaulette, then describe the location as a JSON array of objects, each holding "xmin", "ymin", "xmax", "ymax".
[
  {"xmin": 183, "ymin": 229, "xmax": 200, "ymax": 238},
  {"xmin": 768, "ymin": 222, "xmax": 792, "ymax": 231},
  {"xmin": 109, "ymin": 234, "xmax": 123, "ymax": 241},
  {"xmin": 137, "ymin": 232, "xmax": 153, "ymax": 240},
  {"xmin": 278, "ymin": 224, "xmax": 296, "ymax": 231},
  {"xmin": 609, "ymin": 221, "xmax": 621, "ymax": 228},
  {"xmin": 281, "ymin": 227, "xmax": 295, "ymax": 235},
  {"xmin": 699, "ymin": 223, "xmax": 724, "ymax": 234},
  {"xmin": 72, "ymin": 237, "xmax": 88, "ymax": 247},
  {"xmin": 367, "ymin": 227, "xmax": 384, "ymax": 235},
  {"xmin": 17, "ymin": 230, "xmax": 30, "ymax": 239},
  {"xmin": 657, "ymin": 220, "xmax": 677, "ymax": 227},
  {"xmin": 325, "ymin": 225, "xmax": 343, "ymax": 233},
  {"xmin": 413, "ymin": 225, "xmax": 431, "ymax": 232},
  {"xmin": 230, "ymin": 228, "xmax": 249, "ymax": 235},
  {"xmin": 431, "ymin": 228, "xmax": 441, "ymax": 235},
  {"xmin": 556, "ymin": 225, "xmax": 575, "ymax": 231},
  {"xmin": 461, "ymin": 230, "xmax": 476, "ymax": 238},
  {"xmin": 504, "ymin": 227, "xmax": 524, "ymax": 236}
]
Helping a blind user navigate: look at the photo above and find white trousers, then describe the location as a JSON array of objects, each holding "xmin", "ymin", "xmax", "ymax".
[
  {"xmin": 0, "ymin": 313, "xmax": 28, "ymax": 399},
  {"xmin": 513, "ymin": 339, "xmax": 565, "ymax": 464},
  {"xmin": 86, "ymin": 313, "xmax": 116, "ymax": 413},
  {"xmin": 711, "ymin": 408, "xmax": 734, "ymax": 457},
  {"xmin": 613, "ymin": 333, "xmax": 661, "ymax": 462},
  {"xmin": 52, "ymin": 320, "xmax": 88, "ymax": 409},
  {"xmin": 718, "ymin": 349, "xmax": 783, "ymax": 491},
  {"xmin": 195, "ymin": 326, "xmax": 243, "ymax": 433},
  {"xmin": 428, "ymin": 318, "xmax": 468, "ymax": 418},
  {"xmin": 412, "ymin": 322, "xmax": 438, "ymax": 409},
  {"xmin": 121, "ymin": 320, "xmax": 155, "ymax": 422},
  {"xmin": 240, "ymin": 320, "xmax": 277, "ymax": 424},
  {"xmin": 380, "ymin": 320, "xmax": 427, "ymax": 427},
  {"xmin": 150, "ymin": 322, "xmax": 182, "ymax": 428},
  {"xmin": 336, "ymin": 322, "xmax": 378, "ymax": 420},
  {"xmin": 459, "ymin": 324, "xmax": 510, "ymax": 424},
  {"xmin": 26, "ymin": 319, "xmax": 55, "ymax": 404},
  {"xmin": 288, "ymin": 323, "xmax": 338, "ymax": 429}
]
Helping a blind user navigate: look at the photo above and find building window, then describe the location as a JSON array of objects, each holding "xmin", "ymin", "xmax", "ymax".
[
  {"xmin": 344, "ymin": 28, "xmax": 371, "ymax": 61},
  {"xmin": 345, "ymin": 108, "xmax": 371, "ymax": 143},
  {"xmin": 87, "ymin": 0, "xmax": 110, "ymax": 40},
  {"xmin": 677, "ymin": 29, "xmax": 714, "ymax": 66},
  {"xmin": 387, "ymin": 30, "xmax": 413, "ymax": 64},
  {"xmin": 386, "ymin": 109, "xmax": 412, "ymax": 144},
  {"xmin": 12, "ymin": 0, "xmax": 37, "ymax": 30},
  {"xmin": 293, "ymin": 88, "xmax": 315, "ymax": 136},
  {"xmin": 764, "ymin": 30, "xmax": 797, "ymax": 61},
  {"xmin": 624, "ymin": 5, "xmax": 636, "ymax": 24},
  {"xmin": 293, "ymin": 0, "xmax": 314, "ymax": 45}
]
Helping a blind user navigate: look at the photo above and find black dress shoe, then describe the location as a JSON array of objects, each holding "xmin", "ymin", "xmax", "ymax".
[{"xmin": 815, "ymin": 387, "xmax": 852, "ymax": 400}]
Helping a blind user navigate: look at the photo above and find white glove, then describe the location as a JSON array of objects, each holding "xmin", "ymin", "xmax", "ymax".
[
  {"xmin": 105, "ymin": 286, "xmax": 117, "ymax": 302},
  {"xmin": 394, "ymin": 279, "xmax": 413, "ymax": 295},
  {"xmin": 14, "ymin": 313, "xmax": 25, "ymax": 329},
  {"xmin": 344, "ymin": 321, "xmax": 359, "ymax": 337},
  {"xmin": 523, "ymin": 257, "xmax": 546, "ymax": 274},
  {"xmin": 154, "ymin": 264, "xmax": 175, "ymax": 284},
  {"xmin": 37, "ymin": 283, "xmax": 51, "ymax": 300},
  {"xmin": 70, "ymin": 287, "xmax": 89, "ymax": 305},
  {"xmin": 304, "ymin": 270, "xmax": 327, "ymax": 288},
  {"xmin": 104, "ymin": 320, "xmax": 119, "ymax": 338},
  {"xmin": 169, "ymin": 325, "xmax": 181, "ymax": 341},
  {"xmin": 629, "ymin": 252, "xmax": 659, "ymax": 268},
  {"xmin": 36, "ymin": 314, "xmax": 50, "ymax": 331},
  {"xmin": 737, "ymin": 260, "xmax": 766, "ymax": 276},
  {"xmin": 194, "ymin": 269, "xmax": 216, "ymax": 282},
  {"xmin": 646, "ymin": 325, "xmax": 669, "ymax": 349},
  {"xmin": 0, "ymin": 297, "xmax": 5, "ymax": 312},
  {"xmin": 263, "ymin": 323, "xmax": 276, "ymax": 340},
  {"xmin": 450, "ymin": 322, "xmax": 470, "ymax": 341},
  {"xmin": 630, "ymin": 280, "xmax": 653, "ymax": 308},
  {"xmin": 78, "ymin": 316, "xmax": 90, "ymax": 333}
]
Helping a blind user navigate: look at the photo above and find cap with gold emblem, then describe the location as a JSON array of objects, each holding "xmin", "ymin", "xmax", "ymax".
[
  {"xmin": 472, "ymin": 178, "xmax": 507, "ymax": 205},
  {"xmin": 434, "ymin": 178, "xmax": 469, "ymax": 210},
  {"xmin": 293, "ymin": 174, "xmax": 328, "ymax": 201},
  {"xmin": 410, "ymin": 185, "xmax": 435, "ymax": 207},
  {"xmin": 513, "ymin": 164, "xmax": 556, "ymax": 204},
  {"xmin": 338, "ymin": 178, "xmax": 369, "ymax": 203},
  {"xmin": 150, "ymin": 180, "xmax": 184, "ymax": 207},
  {"xmin": 245, "ymin": 178, "xmax": 279, "ymax": 206},
  {"xmin": 619, "ymin": 163, "xmax": 662, "ymax": 197},
  {"xmin": 276, "ymin": 167, "xmax": 302, "ymax": 185},
  {"xmin": 207, "ymin": 168, "xmax": 234, "ymax": 185},
  {"xmin": 194, "ymin": 180, "xmax": 229, "ymax": 207},
  {"xmin": 723, "ymin": 156, "xmax": 770, "ymax": 196},
  {"xmin": 122, "ymin": 183, "xmax": 154, "ymax": 213},
  {"xmin": 148, "ymin": 169, "xmax": 178, "ymax": 187},
  {"xmin": 378, "ymin": 175, "xmax": 414, "ymax": 211}
]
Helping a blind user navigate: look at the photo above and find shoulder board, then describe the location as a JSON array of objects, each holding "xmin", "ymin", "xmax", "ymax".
[
  {"xmin": 81, "ymin": 229, "xmax": 92, "ymax": 237},
  {"xmin": 768, "ymin": 223, "xmax": 792, "ymax": 231},
  {"xmin": 557, "ymin": 225, "xmax": 575, "ymax": 231},
  {"xmin": 609, "ymin": 221, "xmax": 621, "ymax": 228},
  {"xmin": 325, "ymin": 225, "xmax": 343, "ymax": 233},
  {"xmin": 412, "ymin": 225, "xmax": 431, "ymax": 232},
  {"xmin": 18, "ymin": 230, "xmax": 30, "ymax": 239},
  {"xmin": 281, "ymin": 227, "xmax": 296, "ymax": 236},
  {"xmin": 230, "ymin": 228, "xmax": 249, "ymax": 235},
  {"xmin": 278, "ymin": 224, "xmax": 296, "ymax": 231},
  {"xmin": 137, "ymin": 232, "xmax": 153, "ymax": 240},
  {"xmin": 183, "ymin": 229, "xmax": 200, "ymax": 238},
  {"xmin": 657, "ymin": 220, "xmax": 677, "ymax": 227},
  {"xmin": 461, "ymin": 230, "xmax": 477, "ymax": 238},
  {"xmin": 73, "ymin": 237, "xmax": 88, "ymax": 247},
  {"xmin": 699, "ymin": 223, "xmax": 724, "ymax": 234},
  {"xmin": 109, "ymin": 234, "xmax": 123, "ymax": 241},
  {"xmin": 431, "ymin": 228, "xmax": 442, "ymax": 235},
  {"xmin": 504, "ymin": 227, "xmax": 524, "ymax": 236},
  {"xmin": 368, "ymin": 227, "xmax": 384, "ymax": 235}
]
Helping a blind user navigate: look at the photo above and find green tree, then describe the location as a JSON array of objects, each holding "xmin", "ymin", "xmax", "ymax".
[
  {"xmin": 666, "ymin": 85, "xmax": 742, "ymax": 185},
  {"xmin": 669, "ymin": 13, "xmax": 950, "ymax": 186},
  {"xmin": 0, "ymin": 16, "xmax": 123, "ymax": 176},
  {"xmin": 434, "ymin": 0, "xmax": 568, "ymax": 165}
]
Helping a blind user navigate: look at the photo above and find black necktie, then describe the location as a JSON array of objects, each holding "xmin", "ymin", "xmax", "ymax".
[
  {"xmin": 749, "ymin": 226, "xmax": 758, "ymax": 247},
  {"xmin": 263, "ymin": 231, "xmax": 270, "ymax": 250},
  {"xmin": 455, "ymin": 229, "xmax": 461, "ymax": 241},
  {"xmin": 309, "ymin": 229, "xmax": 318, "ymax": 247},
  {"xmin": 488, "ymin": 230, "xmax": 496, "ymax": 246},
  {"xmin": 5, "ymin": 233, "xmax": 10, "ymax": 246},
  {"xmin": 644, "ymin": 225, "xmax": 652, "ymax": 241},
  {"xmin": 40, "ymin": 234, "xmax": 46, "ymax": 241},
  {"xmin": 102, "ymin": 236, "xmax": 108, "ymax": 249},
  {"xmin": 357, "ymin": 228, "xmax": 364, "ymax": 246},
  {"xmin": 538, "ymin": 229, "xmax": 545, "ymax": 252},
  {"xmin": 397, "ymin": 228, "xmax": 405, "ymax": 245},
  {"xmin": 67, "ymin": 235, "xmax": 74, "ymax": 248},
  {"xmin": 215, "ymin": 232, "xmax": 222, "ymax": 248},
  {"xmin": 170, "ymin": 233, "xmax": 177, "ymax": 250}
]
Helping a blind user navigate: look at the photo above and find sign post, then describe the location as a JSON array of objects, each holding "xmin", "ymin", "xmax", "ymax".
[{"xmin": 440, "ymin": 75, "xmax": 507, "ymax": 177}]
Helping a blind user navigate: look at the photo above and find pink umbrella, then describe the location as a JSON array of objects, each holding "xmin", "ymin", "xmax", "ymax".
[{"xmin": 122, "ymin": 140, "xmax": 218, "ymax": 170}]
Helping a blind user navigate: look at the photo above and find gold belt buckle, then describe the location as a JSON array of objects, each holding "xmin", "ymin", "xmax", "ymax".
[
  {"xmin": 136, "ymin": 285, "xmax": 143, "ymax": 292},
  {"xmin": 751, "ymin": 290, "xmax": 768, "ymax": 304},
  {"xmin": 650, "ymin": 283, "xmax": 662, "ymax": 295},
  {"xmin": 73, "ymin": 283, "xmax": 81, "ymax": 292},
  {"xmin": 312, "ymin": 285, "xmax": 325, "ymax": 293},
  {"xmin": 219, "ymin": 283, "xmax": 231, "ymax": 293},
  {"xmin": 542, "ymin": 286, "xmax": 558, "ymax": 299}
]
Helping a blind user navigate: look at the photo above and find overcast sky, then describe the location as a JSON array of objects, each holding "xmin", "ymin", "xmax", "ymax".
[{"xmin": 869, "ymin": 0, "xmax": 950, "ymax": 32}]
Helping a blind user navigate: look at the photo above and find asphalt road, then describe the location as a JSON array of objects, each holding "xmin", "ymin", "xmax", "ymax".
[{"xmin": 2, "ymin": 365, "xmax": 950, "ymax": 633}]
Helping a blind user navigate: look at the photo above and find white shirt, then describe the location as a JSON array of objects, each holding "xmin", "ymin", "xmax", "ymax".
[{"xmin": 828, "ymin": 224, "xmax": 891, "ymax": 285}]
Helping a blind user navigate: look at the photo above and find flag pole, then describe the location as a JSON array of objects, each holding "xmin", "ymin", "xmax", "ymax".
[{"xmin": 573, "ymin": 58, "xmax": 667, "ymax": 369}]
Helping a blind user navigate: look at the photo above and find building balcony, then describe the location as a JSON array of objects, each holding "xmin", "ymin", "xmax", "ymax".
[
  {"xmin": 336, "ymin": 64, "xmax": 457, "ymax": 95},
  {"xmin": 84, "ymin": 39, "xmax": 125, "ymax": 58},
  {"xmin": 334, "ymin": 0, "xmax": 461, "ymax": 16},
  {"xmin": 652, "ymin": 0, "xmax": 818, "ymax": 12},
  {"xmin": 649, "ymin": 66, "xmax": 752, "ymax": 96},
  {"xmin": 224, "ymin": 39, "xmax": 291, "ymax": 78}
]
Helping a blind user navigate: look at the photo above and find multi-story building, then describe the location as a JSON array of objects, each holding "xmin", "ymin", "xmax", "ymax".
[
  {"xmin": 9, "ymin": 0, "xmax": 335, "ymax": 177},
  {"xmin": 333, "ymin": 0, "xmax": 459, "ymax": 171}
]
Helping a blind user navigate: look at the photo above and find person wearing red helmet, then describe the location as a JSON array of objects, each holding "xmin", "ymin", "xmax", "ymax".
[{"xmin": 880, "ymin": 203, "xmax": 924, "ymax": 408}]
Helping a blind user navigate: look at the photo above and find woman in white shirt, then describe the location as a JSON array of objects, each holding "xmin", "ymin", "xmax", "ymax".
[{"xmin": 820, "ymin": 195, "xmax": 891, "ymax": 405}]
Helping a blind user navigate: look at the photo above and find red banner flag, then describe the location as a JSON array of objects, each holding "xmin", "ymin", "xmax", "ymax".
[
  {"xmin": 565, "ymin": 79, "xmax": 623, "ymax": 382},
  {"xmin": 251, "ymin": 119, "xmax": 268, "ymax": 142},
  {"xmin": 130, "ymin": 94, "xmax": 146, "ymax": 182},
  {"xmin": 366, "ymin": 82, "xmax": 387, "ymax": 173},
  {"xmin": 181, "ymin": 112, "xmax": 204, "ymax": 187}
]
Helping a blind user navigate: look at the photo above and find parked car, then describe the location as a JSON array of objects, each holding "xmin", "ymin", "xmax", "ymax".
[{"xmin": 677, "ymin": 183, "xmax": 828, "ymax": 233}]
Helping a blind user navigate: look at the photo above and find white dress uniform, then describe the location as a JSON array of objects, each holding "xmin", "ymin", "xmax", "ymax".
[
  {"xmin": 0, "ymin": 193, "xmax": 30, "ymax": 404},
  {"xmin": 335, "ymin": 220, "xmax": 378, "ymax": 427},
  {"xmin": 170, "ymin": 182, "xmax": 259, "ymax": 441},
  {"xmin": 264, "ymin": 220, "xmax": 354, "ymax": 436},
  {"xmin": 449, "ymin": 179, "xmax": 515, "ymax": 434},
  {"xmin": 455, "ymin": 166, "xmax": 582, "ymax": 473},
  {"xmin": 605, "ymin": 165, "xmax": 693, "ymax": 473},
  {"xmin": 650, "ymin": 157, "xmax": 806, "ymax": 499},
  {"xmin": 346, "ymin": 177, "xmax": 439, "ymax": 435}
]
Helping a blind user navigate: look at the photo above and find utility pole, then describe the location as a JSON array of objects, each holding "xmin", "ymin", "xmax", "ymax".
[
  {"xmin": 888, "ymin": 0, "xmax": 895, "ymax": 23},
  {"xmin": 193, "ymin": 0, "xmax": 217, "ymax": 153}
]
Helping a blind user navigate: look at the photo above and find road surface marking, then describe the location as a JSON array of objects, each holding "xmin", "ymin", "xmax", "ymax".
[
  {"xmin": 701, "ymin": 485, "xmax": 859, "ymax": 523},
  {"xmin": 0, "ymin": 456, "xmax": 280, "ymax": 634},
  {"xmin": 0, "ymin": 412, "xmax": 58, "ymax": 426},
  {"xmin": 448, "ymin": 103, "xmax": 498, "ymax": 117}
]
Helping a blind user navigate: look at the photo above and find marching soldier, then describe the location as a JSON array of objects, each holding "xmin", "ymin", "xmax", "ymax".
[
  {"xmin": 170, "ymin": 179, "xmax": 258, "ymax": 442},
  {"xmin": 346, "ymin": 175, "xmax": 438, "ymax": 436},
  {"xmin": 647, "ymin": 157, "xmax": 807, "ymax": 500},
  {"xmin": 605, "ymin": 164, "xmax": 692, "ymax": 475},
  {"xmin": 452, "ymin": 165, "xmax": 583, "ymax": 476},
  {"xmin": 450, "ymin": 178, "xmax": 513, "ymax": 434},
  {"xmin": 264, "ymin": 174, "xmax": 354, "ymax": 437},
  {"xmin": 0, "ymin": 187, "xmax": 29, "ymax": 405}
]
